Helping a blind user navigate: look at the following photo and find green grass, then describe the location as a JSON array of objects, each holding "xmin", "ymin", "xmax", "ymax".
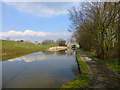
[
  {"xmin": 76, "ymin": 51, "xmax": 89, "ymax": 74},
  {"xmin": 61, "ymin": 75, "xmax": 90, "ymax": 88},
  {"xmin": 60, "ymin": 50, "xmax": 90, "ymax": 88},
  {"xmin": 101, "ymin": 59, "xmax": 120, "ymax": 73},
  {"xmin": 1, "ymin": 40, "xmax": 55, "ymax": 61}
]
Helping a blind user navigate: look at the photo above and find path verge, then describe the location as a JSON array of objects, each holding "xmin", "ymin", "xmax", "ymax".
[{"xmin": 78, "ymin": 49, "xmax": 120, "ymax": 89}]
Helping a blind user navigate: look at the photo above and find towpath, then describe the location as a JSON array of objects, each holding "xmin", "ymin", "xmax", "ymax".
[{"xmin": 78, "ymin": 50, "xmax": 120, "ymax": 89}]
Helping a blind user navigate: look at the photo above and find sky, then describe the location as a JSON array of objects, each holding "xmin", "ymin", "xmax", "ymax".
[{"xmin": 0, "ymin": 2, "xmax": 81, "ymax": 42}]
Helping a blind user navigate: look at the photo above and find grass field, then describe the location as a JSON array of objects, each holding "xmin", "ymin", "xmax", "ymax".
[{"xmin": 1, "ymin": 40, "xmax": 55, "ymax": 61}]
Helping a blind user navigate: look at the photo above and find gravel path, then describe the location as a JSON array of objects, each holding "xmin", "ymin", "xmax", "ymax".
[{"xmin": 78, "ymin": 50, "xmax": 120, "ymax": 89}]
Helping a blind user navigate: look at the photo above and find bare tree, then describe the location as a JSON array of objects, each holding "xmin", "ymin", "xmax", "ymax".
[{"xmin": 69, "ymin": 2, "xmax": 119, "ymax": 59}]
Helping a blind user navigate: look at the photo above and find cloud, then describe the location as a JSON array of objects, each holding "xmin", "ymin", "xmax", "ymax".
[
  {"xmin": 1, "ymin": 30, "xmax": 71, "ymax": 37},
  {"xmin": 4, "ymin": 2, "xmax": 80, "ymax": 17},
  {"xmin": 0, "ymin": 30, "xmax": 72, "ymax": 42},
  {"xmin": 1, "ymin": 30, "xmax": 50, "ymax": 37}
]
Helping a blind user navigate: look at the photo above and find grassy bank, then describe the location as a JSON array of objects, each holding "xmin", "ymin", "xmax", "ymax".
[
  {"xmin": 61, "ymin": 50, "xmax": 90, "ymax": 88},
  {"xmin": 1, "ymin": 40, "xmax": 54, "ymax": 61}
]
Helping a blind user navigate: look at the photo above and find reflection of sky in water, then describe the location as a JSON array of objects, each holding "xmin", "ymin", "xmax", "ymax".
[
  {"xmin": 8, "ymin": 53, "xmax": 47, "ymax": 62},
  {"xmin": 8, "ymin": 49, "xmax": 75, "ymax": 63},
  {"xmin": 2, "ymin": 50, "xmax": 79, "ymax": 88},
  {"xmin": 8, "ymin": 53, "xmax": 73, "ymax": 63}
]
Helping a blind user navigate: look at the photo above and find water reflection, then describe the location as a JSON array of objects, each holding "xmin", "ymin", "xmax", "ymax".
[
  {"xmin": 2, "ymin": 49, "xmax": 79, "ymax": 88},
  {"xmin": 66, "ymin": 49, "xmax": 74, "ymax": 56},
  {"xmin": 42, "ymin": 50, "xmax": 55, "ymax": 55},
  {"xmin": 71, "ymin": 65, "xmax": 80, "ymax": 76},
  {"xmin": 56, "ymin": 50, "xmax": 66, "ymax": 56},
  {"xmin": 7, "ymin": 49, "xmax": 75, "ymax": 63},
  {"xmin": 8, "ymin": 54, "xmax": 47, "ymax": 62},
  {"xmin": 7, "ymin": 52, "xmax": 70, "ymax": 63},
  {"xmin": 42, "ymin": 49, "xmax": 74, "ymax": 56}
]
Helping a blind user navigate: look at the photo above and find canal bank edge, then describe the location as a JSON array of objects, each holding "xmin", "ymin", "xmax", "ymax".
[
  {"xmin": 61, "ymin": 49, "xmax": 120, "ymax": 89},
  {"xmin": 60, "ymin": 49, "xmax": 90, "ymax": 88}
]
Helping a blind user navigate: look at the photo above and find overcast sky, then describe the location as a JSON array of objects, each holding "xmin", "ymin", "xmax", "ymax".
[{"xmin": 0, "ymin": 2, "xmax": 81, "ymax": 42}]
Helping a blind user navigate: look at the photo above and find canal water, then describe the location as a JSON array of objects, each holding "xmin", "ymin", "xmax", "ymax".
[{"xmin": 2, "ymin": 49, "xmax": 80, "ymax": 88}]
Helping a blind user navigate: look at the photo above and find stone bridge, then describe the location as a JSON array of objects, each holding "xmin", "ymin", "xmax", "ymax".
[{"xmin": 67, "ymin": 42, "xmax": 80, "ymax": 48}]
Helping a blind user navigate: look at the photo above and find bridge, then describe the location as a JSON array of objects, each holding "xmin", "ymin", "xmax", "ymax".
[{"xmin": 67, "ymin": 42, "xmax": 80, "ymax": 48}]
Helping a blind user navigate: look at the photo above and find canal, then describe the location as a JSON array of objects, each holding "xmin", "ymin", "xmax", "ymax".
[{"xmin": 2, "ymin": 49, "xmax": 80, "ymax": 88}]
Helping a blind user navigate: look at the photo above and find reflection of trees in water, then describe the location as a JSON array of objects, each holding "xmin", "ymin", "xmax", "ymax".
[
  {"xmin": 56, "ymin": 50, "xmax": 66, "ymax": 56},
  {"xmin": 42, "ymin": 49, "xmax": 74, "ymax": 56},
  {"xmin": 42, "ymin": 51, "xmax": 55, "ymax": 55},
  {"xmin": 71, "ymin": 65, "xmax": 80, "ymax": 76},
  {"xmin": 66, "ymin": 49, "xmax": 74, "ymax": 56}
]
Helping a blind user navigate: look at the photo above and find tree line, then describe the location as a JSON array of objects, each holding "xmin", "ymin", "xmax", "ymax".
[
  {"xmin": 69, "ymin": 2, "xmax": 119, "ymax": 60},
  {"xmin": 17, "ymin": 39, "xmax": 66, "ymax": 46},
  {"xmin": 42, "ymin": 39, "xmax": 66, "ymax": 46}
]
